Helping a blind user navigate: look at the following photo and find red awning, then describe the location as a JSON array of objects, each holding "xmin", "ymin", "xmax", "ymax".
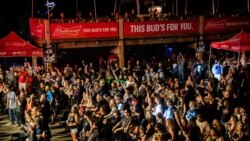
[
  {"xmin": 210, "ymin": 30, "xmax": 250, "ymax": 52},
  {"xmin": 0, "ymin": 31, "xmax": 43, "ymax": 57}
]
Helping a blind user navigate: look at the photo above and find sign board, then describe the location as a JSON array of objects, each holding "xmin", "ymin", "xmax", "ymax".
[
  {"xmin": 29, "ymin": 18, "xmax": 45, "ymax": 39},
  {"xmin": 43, "ymin": 42, "xmax": 57, "ymax": 63},
  {"xmin": 196, "ymin": 35, "xmax": 206, "ymax": 53},
  {"xmin": 204, "ymin": 17, "xmax": 250, "ymax": 33},
  {"xmin": 124, "ymin": 20, "xmax": 199, "ymax": 37},
  {"xmin": 50, "ymin": 22, "xmax": 119, "ymax": 39}
]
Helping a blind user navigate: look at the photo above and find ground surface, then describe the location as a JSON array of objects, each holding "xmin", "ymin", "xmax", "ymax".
[{"xmin": 0, "ymin": 113, "xmax": 72, "ymax": 141}]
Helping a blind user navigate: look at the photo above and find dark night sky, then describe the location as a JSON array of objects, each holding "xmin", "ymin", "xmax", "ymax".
[{"xmin": 0, "ymin": 0, "xmax": 247, "ymax": 38}]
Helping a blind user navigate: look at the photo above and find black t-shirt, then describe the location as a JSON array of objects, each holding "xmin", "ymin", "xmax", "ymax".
[
  {"xmin": 20, "ymin": 98, "xmax": 27, "ymax": 113},
  {"xmin": 110, "ymin": 116, "xmax": 121, "ymax": 127},
  {"xmin": 89, "ymin": 129, "xmax": 100, "ymax": 141},
  {"xmin": 221, "ymin": 98, "xmax": 233, "ymax": 122},
  {"xmin": 95, "ymin": 99, "xmax": 107, "ymax": 109},
  {"xmin": 238, "ymin": 71, "xmax": 247, "ymax": 86},
  {"xmin": 223, "ymin": 65, "xmax": 230, "ymax": 76},
  {"xmin": 37, "ymin": 88, "xmax": 46, "ymax": 96},
  {"xmin": 40, "ymin": 100, "xmax": 51, "ymax": 119},
  {"xmin": 81, "ymin": 118, "xmax": 90, "ymax": 132},
  {"xmin": 0, "ymin": 91, "xmax": 2, "ymax": 102}
]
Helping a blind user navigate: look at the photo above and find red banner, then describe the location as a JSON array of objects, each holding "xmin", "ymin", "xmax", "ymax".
[
  {"xmin": 204, "ymin": 16, "xmax": 250, "ymax": 33},
  {"xmin": 50, "ymin": 22, "xmax": 119, "ymax": 39},
  {"xmin": 29, "ymin": 18, "xmax": 45, "ymax": 39},
  {"xmin": 124, "ymin": 20, "xmax": 199, "ymax": 37}
]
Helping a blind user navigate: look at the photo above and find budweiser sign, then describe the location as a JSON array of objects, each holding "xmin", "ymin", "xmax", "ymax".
[
  {"xmin": 124, "ymin": 20, "xmax": 199, "ymax": 37},
  {"xmin": 204, "ymin": 16, "xmax": 250, "ymax": 33},
  {"xmin": 0, "ymin": 51, "xmax": 7, "ymax": 55},
  {"xmin": 53, "ymin": 25, "xmax": 82, "ymax": 36},
  {"xmin": 12, "ymin": 51, "xmax": 27, "ymax": 56},
  {"xmin": 220, "ymin": 44, "xmax": 229, "ymax": 49},
  {"xmin": 29, "ymin": 18, "xmax": 45, "ymax": 39},
  {"xmin": 231, "ymin": 46, "xmax": 240, "ymax": 51},
  {"xmin": 50, "ymin": 22, "xmax": 119, "ymax": 39},
  {"xmin": 204, "ymin": 20, "xmax": 226, "ymax": 30},
  {"xmin": 5, "ymin": 42, "xmax": 26, "ymax": 47},
  {"xmin": 32, "ymin": 51, "xmax": 43, "ymax": 55},
  {"xmin": 31, "ymin": 24, "xmax": 44, "ymax": 37}
]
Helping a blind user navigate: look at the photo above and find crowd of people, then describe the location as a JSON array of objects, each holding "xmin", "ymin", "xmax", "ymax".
[{"xmin": 0, "ymin": 53, "xmax": 249, "ymax": 141}]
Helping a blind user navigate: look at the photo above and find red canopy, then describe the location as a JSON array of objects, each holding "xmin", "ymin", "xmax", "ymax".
[
  {"xmin": 210, "ymin": 31, "xmax": 250, "ymax": 52},
  {"xmin": 0, "ymin": 31, "xmax": 43, "ymax": 57}
]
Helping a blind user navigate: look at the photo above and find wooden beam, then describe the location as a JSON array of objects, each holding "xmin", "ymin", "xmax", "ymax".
[
  {"xmin": 57, "ymin": 40, "xmax": 119, "ymax": 49},
  {"xmin": 124, "ymin": 36, "xmax": 197, "ymax": 45}
]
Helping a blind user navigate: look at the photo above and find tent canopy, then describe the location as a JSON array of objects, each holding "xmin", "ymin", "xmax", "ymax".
[
  {"xmin": 210, "ymin": 30, "xmax": 250, "ymax": 52},
  {"xmin": 0, "ymin": 31, "xmax": 43, "ymax": 57}
]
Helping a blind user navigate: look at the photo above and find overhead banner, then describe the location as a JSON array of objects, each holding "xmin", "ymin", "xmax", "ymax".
[
  {"xmin": 29, "ymin": 18, "xmax": 45, "ymax": 39},
  {"xmin": 50, "ymin": 22, "xmax": 119, "ymax": 39},
  {"xmin": 123, "ymin": 20, "xmax": 199, "ymax": 37},
  {"xmin": 204, "ymin": 16, "xmax": 250, "ymax": 33}
]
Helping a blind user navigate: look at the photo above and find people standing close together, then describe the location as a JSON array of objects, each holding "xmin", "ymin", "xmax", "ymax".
[{"xmin": 0, "ymin": 54, "xmax": 249, "ymax": 141}]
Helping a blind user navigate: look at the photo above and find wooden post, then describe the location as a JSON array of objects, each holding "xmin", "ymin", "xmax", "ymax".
[
  {"xmin": 119, "ymin": 42, "xmax": 125, "ymax": 69},
  {"xmin": 208, "ymin": 47, "xmax": 212, "ymax": 69},
  {"xmin": 31, "ymin": 0, "xmax": 34, "ymax": 17},
  {"xmin": 248, "ymin": 0, "xmax": 250, "ymax": 12},
  {"xmin": 196, "ymin": 16, "xmax": 204, "ymax": 60},
  {"xmin": 118, "ymin": 18, "xmax": 125, "ymax": 69},
  {"xmin": 212, "ymin": 0, "xmax": 215, "ymax": 14},
  {"xmin": 44, "ymin": 19, "xmax": 52, "ymax": 69},
  {"xmin": 175, "ymin": 0, "xmax": 179, "ymax": 16},
  {"xmin": 32, "ymin": 56, "xmax": 37, "ymax": 68}
]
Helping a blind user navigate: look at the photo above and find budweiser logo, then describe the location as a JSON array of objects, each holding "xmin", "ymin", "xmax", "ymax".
[
  {"xmin": 0, "ymin": 51, "xmax": 6, "ymax": 55},
  {"xmin": 53, "ymin": 25, "xmax": 82, "ymax": 36},
  {"xmin": 32, "ymin": 51, "xmax": 43, "ymax": 55},
  {"xmin": 31, "ymin": 24, "xmax": 44, "ymax": 37},
  {"xmin": 220, "ymin": 44, "xmax": 229, "ymax": 48},
  {"xmin": 5, "ymin": 42, "xmax": 26, "ymax": 47},
  {"xmin": 205, "ymin": 20, "xmax": 226, "ymax": 30},
  {"xmin": 231, "ymin": 46, "xmax": 240, "ymax": 51},
  {"xmin": 12, "ymin": 51, "xmax": 26, "ymax": 55}
]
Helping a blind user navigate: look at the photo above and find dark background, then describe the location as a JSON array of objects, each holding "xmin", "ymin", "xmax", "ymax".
[{"xmin": 0, "ymin": 0, "xmax": 248, "ymax": 39}]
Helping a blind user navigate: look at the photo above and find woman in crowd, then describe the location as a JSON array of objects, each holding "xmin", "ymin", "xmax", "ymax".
[
  {"xmin": 212, "ymin": 118, "xmax": 226, "ymax": 138},
  {"xmin": 205, "ymin": 128, "xmax": 224, "ymax": 141},
  {"xmin": 66, "ymin": 105, "xmax": 79, "ymax": 141},
  {"xmin": 227, "ymin": 115, "xmax": 238, "ymax": 138},
  {"xmin": 136, "ymin": 126, "xmax": 147, "ymax": 141},
  {"xmin": 231, "ymin": 121, "xmax": 245, "ymax": 141},
  {"xmin": 185, "ymin": 75, "xmax": 194, "ymax": 88}
]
